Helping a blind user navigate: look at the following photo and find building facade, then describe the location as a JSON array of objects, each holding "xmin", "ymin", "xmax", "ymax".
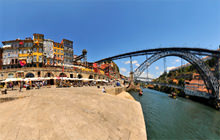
[
  {"xmin": 18, "ymin": 38, "xmax": 34, "ymax": 67},
  {"xmin": 2, "ymin": 40, "xmax": 19, "ymax": 69},
  {"xmin": 1, "ymin": 33, "xmax": 73, "ymax": 69},
  {"xmin": 43, "ymin": 39, "xmax": 54, "ymax": 65},
  {"xmin": 62, "ymin": 39, "xmax": 73, "ymax": 65},
  {"xmin": 53, "ymin": 42, "xmax": 64, "ymax": 66}
]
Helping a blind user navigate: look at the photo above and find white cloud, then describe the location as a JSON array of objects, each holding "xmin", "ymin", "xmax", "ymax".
[
  {"xmin": 133, "ymin": 60, "xmax": 138, "ymax": 64},
  {"xmin": 124, "ymin": 60, "xmax": 138, "ymax": 64},
  {"xmin": 155, "ymin": 66, "xmax": 159, "ymax": 70},
  {"xmin": 135, "ymin": 63, "xmax": 140, "ymax": 67},
  {"xmin": 140, "ymin": 72, "xmax": 154, "ymax": 79},
  {"xmin": 124, "ymin": 61, "xmax": 130, "ymax": 64},
  {"xmin": 175, "ymin": 59, "xmax": 180, "ymax": 62},
  {"xmin": 167, "ymin": 66, "xmax": 176, "ymax": 71},
  {"xmin": 120, "ymin": 68, "xmax": 127, "ymax": 73}
]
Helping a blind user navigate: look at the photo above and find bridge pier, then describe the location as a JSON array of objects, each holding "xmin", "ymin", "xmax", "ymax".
[{"xmin": 126, "ymin": 72, "xmax": 141, "ymax": 92}]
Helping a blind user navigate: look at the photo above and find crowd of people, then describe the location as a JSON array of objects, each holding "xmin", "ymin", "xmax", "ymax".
[{"xmin": 0, "ymin": 79, "xmax": 123, "ymax": 94}]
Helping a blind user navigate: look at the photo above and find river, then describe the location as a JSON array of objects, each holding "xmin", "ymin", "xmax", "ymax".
[{"xmin": 130, "ymin": 88, "xmax": 220, "ymax": 140}]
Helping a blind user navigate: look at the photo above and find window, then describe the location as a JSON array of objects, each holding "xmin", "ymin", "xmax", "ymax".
[
  {"xmin": 11, "ymin": 59, "xmax": 14, "ymax": 64},
  {"xmin": 57, "ymin": 50, "xmax": 59, "ymax": 53},
  {"xmin": 33, "ymin": 56, "xmax": 37, "ymax": 62},
  {"xmin": 44, "ymin": 58, "xmax": 47, "ymax": 64},
  {"xmin": 8, "ymin": 53, "xmax": 10, "ymax": 56},
  {"xmin": 23, "ymin": 50, "xmax": 27, "ymax": 54},
  {"xmin": 33, "ymin": 48, "xmax": 37, "ymax": 52},
  {"xmin": 39, "ymin": 56, "xmax": 42, "ymax": 62},
  {"xmin": 61, "ymin": 50, "xmax": 63, "ymax": 53},
  {"xmin": 50, "ymin": 59, "xmax": 53, "ymax": 65},
  {"xmin": 28, "ymin": 49, "xmax": 32, "ymax": 53},
  {"xmin": 54, "ymin": 49, "xmax": 56, "ymax": 53},
  {"xmin": 3, "ymin": 59, "xmax": 6, "ymax": 65},
  {"xmin": 38, "ymin": 71, "xmax": 41, "ymax": 77},
  {"xmin": 19, "ymin": 50, "xmax": 23, "ymax": 54},
  {"xmin": 39, "ymin": 48, "xmax": 42, "ymax": 53},
  {"xmin": 8, "ymin": 73, "xmax": 14, "ymax": 78}
]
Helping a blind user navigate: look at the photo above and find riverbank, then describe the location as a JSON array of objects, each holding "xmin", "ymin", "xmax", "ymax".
[{"xmin": 0, "ymin": 86, "xmax": 147, "ymax": 140}]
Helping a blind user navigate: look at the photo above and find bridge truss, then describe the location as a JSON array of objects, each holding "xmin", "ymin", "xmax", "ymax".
[{"xmin": 95, "ymin": 47, "xmax": 220, "ymax": 101}]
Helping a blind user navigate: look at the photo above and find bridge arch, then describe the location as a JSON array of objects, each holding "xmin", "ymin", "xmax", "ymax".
[{"xmin": 134, "ymin": 50, "xmax": 219, "ymax": 97}]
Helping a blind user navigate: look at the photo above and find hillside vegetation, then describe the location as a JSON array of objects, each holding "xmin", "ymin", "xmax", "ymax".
[{"xmin": 149, "ymin": 57, "xmax": 218, "ymax": 95}]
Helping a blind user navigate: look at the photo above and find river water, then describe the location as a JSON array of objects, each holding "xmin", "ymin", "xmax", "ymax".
[{"xmin": 130, "ymin": 88, "xmax": 220, "ymax": 140}]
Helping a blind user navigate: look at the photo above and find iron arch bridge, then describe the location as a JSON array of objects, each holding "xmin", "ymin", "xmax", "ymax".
[{"xmin": 95, "ymin": 47, "xmax": 220, "ymax": 101}]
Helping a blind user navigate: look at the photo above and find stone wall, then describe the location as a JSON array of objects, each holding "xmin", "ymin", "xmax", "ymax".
[{"xmin": 0, "ymin": 67, "xmax": 108, "ymax": 80}]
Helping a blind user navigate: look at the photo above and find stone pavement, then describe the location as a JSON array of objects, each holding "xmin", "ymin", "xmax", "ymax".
[{"xmin": 0, "ymin": 87, "xmax": 146, "ymax": 140}]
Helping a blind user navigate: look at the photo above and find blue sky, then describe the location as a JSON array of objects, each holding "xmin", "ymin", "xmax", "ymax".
[{"xmin": 1, "ymin": 0, "xmax": 220, "ymax": 78}]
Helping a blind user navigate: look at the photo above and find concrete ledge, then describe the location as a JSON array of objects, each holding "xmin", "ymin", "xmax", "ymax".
[{"xmin": 106, "ymin": 87, "xmax": 125, "ymax": 95}]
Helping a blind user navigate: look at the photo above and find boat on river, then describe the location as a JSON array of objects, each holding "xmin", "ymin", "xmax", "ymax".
[
  {"xmin": 168, "ymin": 92, "xmax": 176, "ymax": 99},
  {"xmin": 139, "ymin": 90, "xmax": 143, "ymax": 96}
]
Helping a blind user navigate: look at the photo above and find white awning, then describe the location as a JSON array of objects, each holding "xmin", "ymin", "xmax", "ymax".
[
  {"xmin": 24, "ymin": 77, "xmax": 44, "ymax": 81},
  {"xmin": 81, "ymin": 78, "xmax": 94, "ymax": 81},
  {"xmin": 1, "ymin": 78, "xmax": 25, "ymax": 82},
  {"xmin": 95, "ymin": 79, "xmax": 108, "ymax": 82},
  {"xmin": 3, "ymin": 45, "xmax": 12, "ymax": 48},
  {"xmin": 44, "ymin": 77, "xmax": 53, "ymax": 80}
]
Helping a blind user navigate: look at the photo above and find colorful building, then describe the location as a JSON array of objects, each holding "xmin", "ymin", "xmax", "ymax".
[
  {"xmin": 32, "ymin": 33, "xmax": 44, "ymax": 67},
  {"xmin": 62, "ymin": 39, "xmax": 73, "ymax": 65},
  {"xmin": 2, "ymin": 39, "xmax": 19, "ymax": 69},
  {"xmin": 53, "ymin": 42, "xmax": 64, "ymax": 66},
  {"xmin": 185, "ymin": 73, "xmax": 210, "ymax": 93},
  {"xmin": 17, "ymin": 38, "xmax": 33, "ymax": 67},
  {"xmin": 43, "ymin": 39, "xmax": 54, "ymax": 65},
  {"xmin": 1, "ymin": 33, "xmax": 74, "ymax": 69}
]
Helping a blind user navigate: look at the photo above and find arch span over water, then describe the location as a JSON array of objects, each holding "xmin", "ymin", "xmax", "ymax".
[{"xmin": 134, "ymin": 50, "xmax": 219, "ymax": 97}]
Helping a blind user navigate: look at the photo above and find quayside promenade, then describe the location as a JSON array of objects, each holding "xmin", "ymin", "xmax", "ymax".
[{"xmin": 0, "ymin": 86, "xmax": 146, "ymax": 140}]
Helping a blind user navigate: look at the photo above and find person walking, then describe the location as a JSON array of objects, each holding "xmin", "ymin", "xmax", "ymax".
[
  {"xmin": 102, "ymin": 87, "xmax": 106, "ymax": 93},
  {"xmin": 11, "ymin": 82, "xmax": 14, "ymax": 90},
  {"xmin": 19, "ymin": 81, "xmax": 22, "ymax": 92}
]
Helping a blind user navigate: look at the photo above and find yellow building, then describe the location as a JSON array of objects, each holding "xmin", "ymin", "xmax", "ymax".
[
  {"xmin": 32, "ymin": 34, "xmax": 44, "ymax": 67},
  {"xmin": 53, "ymin": 42, "xmax": 64, "ymax": 66},
  {"xmin": 33, "ymin": 33, "xmax": 44, "ymax": 44}
]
